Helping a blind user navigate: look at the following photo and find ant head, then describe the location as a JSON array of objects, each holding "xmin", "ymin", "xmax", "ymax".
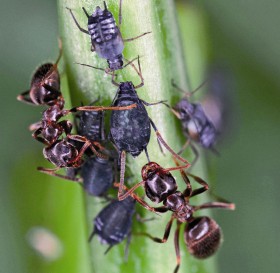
[
  {"xmin": 141, "ymin": 162, "xmax": 162, "ymax": 180},
  {"xmin": 185, "ymin": 216, "xmax": 222, "ymax": 259},
  {"xmin": 43, "ymin": 140, "xmax": 78, "ymax": 168}
]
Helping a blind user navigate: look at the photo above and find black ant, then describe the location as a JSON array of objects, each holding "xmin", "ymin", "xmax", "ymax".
[
  {"xmin": 164, "ymin": 80, "xmax": 219, "ymax": 167},
  {"xmin": 66, "ymin": 0, "xmax": 150, "ymax": 71},
  {"xmin": 70, "ymin": 57, "xmax": 191, "ymax": 202},
  {"xmin": 114, "ymin": 159, "xmax": 235, "ymax": 273}
]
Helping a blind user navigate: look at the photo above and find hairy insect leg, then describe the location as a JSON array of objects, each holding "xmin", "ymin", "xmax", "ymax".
[
  {"xmin": 139, "ymin": 215, "xmax": 175, "ymax": 243},
  {"xmin": 174, "ymin": 221, "xmax": 182, "ymax": 273},
  {"xmin": 70, "ymin": 103, "xmax": 137, "ymax": 112},
  {"xmin": 66, "ymin": 7, "xmax": 89, "ymax": 34},
  {"xmin": 123, "ymin": 32, "xmax": 151, "ymax": 43},
  {"xmin": 37, "ymin": 166, "xmax": 82, "ymax": 182},
  {"xmin": 149, "ymin": 118, "xmax": 191, "ymax": 166},
  {"xmin": 114, "ymin": 182, "xmax": 160, "ymax": 214},
  {"xmin": 194, "ymin": 201, "xmax": 235, "ymax": 212}
]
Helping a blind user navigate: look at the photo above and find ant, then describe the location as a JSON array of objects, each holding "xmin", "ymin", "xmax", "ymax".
[
  {"xmin": 164, "ymin": 80, "xmax": 219, "ymax": 167},
  {"xmin": 70, "ymin": 57, "xmax": 191, "ymax": 202},
  {"xmin": 114, "ymin": 158, "xmax": 235, "ymax": 273},
  {"xmin": 66, "ymin": 0, "xmax": 151, "ymax": 71}
]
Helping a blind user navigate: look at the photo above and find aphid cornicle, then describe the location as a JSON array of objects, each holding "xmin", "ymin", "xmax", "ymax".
[
  {"xmin": 89, "ymin": 196, "xmax": 135, "ymax": 255},
  {"xmin": 115, "ymin": 160, "xmax": 235, "ymax": 273},
  {"xmin": 67, "ymin": 0, "xmax": 150, "ymax": 71}
]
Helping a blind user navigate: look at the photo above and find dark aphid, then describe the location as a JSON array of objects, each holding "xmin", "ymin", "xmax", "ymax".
[
  {"xmin": 81, "ymin": 156, "xmax": 114, "ymax": 197},
  {"xmin": 67, "ymin": 1, "xmax": 150, "ymax": 71},
  {"xmin": 72, "ymin": 59, "xmax": 190, "ymax": 203},
  {"xmin": 89, "ymin": 196, "xmax": 135, "ymax": 255},
  {"xmin": 115, "ymin": 160, "xmax": 235, "ymax": 273},
  {"xmin": 17, "ymin": 43, "xmax": 62, "ymax": 106},
  {"xmin": 166, "ymin": 80, "xmax": 219, "ymax": 166}
]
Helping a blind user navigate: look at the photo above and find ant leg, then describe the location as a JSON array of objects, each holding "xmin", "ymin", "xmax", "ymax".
[
  {"xmin": 70, "ymin": 103, "xmax": 137, "ymax": 112},
  {"xmin": 37, "ymin": 166, "xmax": 82, "ymax": 182},
  {"xmin": 149, "ymin": 119, "xmax": 191, "ymax": 166},
  {"xmin": 139, "ymin": 215, "xmax": 175, "ymax": 243},
  {"xmin": 188, "ymin": 172, "xmax": 209, "ymax": 197},
  {"xmin": 17, "ymin": 90, "xmax": 36, "ymax": 105},
  {"xmin": 29, "ymin": 121, "xmax": 42, "ymax": 131},
  {"xmin": 66, "ymin": 7, "xmax": 89, "ymax": 35},
  {"xmin": 194, "ymin": 201, "xmax": 235, "ymax": 212},
  {"xmin": 67, "ymin": 135, "xmax": 108, "ymax": 160},
  {"xmin": 114, "ymin": 182, "xmax": 160, "ymax": 214},
  {"xmin": 118, "ymin": 150, "xmax": 126, "ymax": 198},
  {"xmin": 32, "ymin": 128, "xmax": 49, "ymax": 145},
  {"xmin": 123, "ymin": 32, "xmax": 151, "ymax": 43},
  {"xmin": 174, "ymin": 221, "xmax": 182, "ymax": 273},
  {"xmin": 59, "ymin": 120, "xmax": 73, "ymax": 135}
]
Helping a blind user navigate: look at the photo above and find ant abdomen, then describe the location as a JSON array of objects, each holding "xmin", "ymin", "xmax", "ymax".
[{"xmin": 185, "ymin": 216, "xmax": 222, "ymax": 259}]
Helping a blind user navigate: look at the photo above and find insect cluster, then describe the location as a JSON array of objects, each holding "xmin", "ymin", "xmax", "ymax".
[{"xmin": 17, "ymin": 1, "xmax": 235, "ymax": 273}]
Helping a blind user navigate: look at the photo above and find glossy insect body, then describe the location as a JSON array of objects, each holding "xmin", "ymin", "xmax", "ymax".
[
  {"xmin": 88, "ymin": 5, "xmax": 124, "ymax": 70},
  {"xmin": 110, "ymin": 82, "xmax": 150, "ymax": 157},
  {"xmin": 89, "ymin": 197, "xmax": 135, "ymax": 253},
  {"xmin": 81, "ymin": 157, "xmax": 114, "ymax": 196},
  {"xmin": 17, "ymin": 44, "xmax": 62, "ymax": 106},
  {"xmin": 175, "ymin": 98, "xmax": 217, "ymax": 149},
  {"xmin": 116, "ymin": 161, "xmax": 235, "ymax": 273}
]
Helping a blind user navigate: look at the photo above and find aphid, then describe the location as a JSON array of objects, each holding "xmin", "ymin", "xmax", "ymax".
[
  {"xmin": 67, "ymin": 1, "xmax": 150, "ymax": 71},
  {"xmin": 115, "ymin": 160, "xmax": 235, "ymax": 273},
  {"xmin": 17, "ymin": 43, "xmax": 62, "ymax": 106},
  {"xmin": 89, "ymin": 196, "xmax": 135, "ymax": 256},
  {"xmin": 166, "ymin": 80, "xmax": 219, "ymax": 166},
  {"xmin": 71, "ymin": 59, "xmax": 190, "ymax": 202}
]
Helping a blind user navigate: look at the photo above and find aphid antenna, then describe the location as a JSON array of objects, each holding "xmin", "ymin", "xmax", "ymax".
[
  {"xmin": 172, "ymin": 79, "xmax": 208, "ymax": 98},
  {"xmin": 123, "ymin": 56, "xmax": 144, "ymax": 89},
  {"xmin": 82, "ymin": 7, "xmax": 90, "ymax": 18}
]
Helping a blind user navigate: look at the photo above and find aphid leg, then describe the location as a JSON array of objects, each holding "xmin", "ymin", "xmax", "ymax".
[
  {"xmin": 149, "ymin": 118, "xmax": 191, "ymax": 166},
  {"xmin": 37, "ymin": 166, "xmax": 82, "ymax": 182},
  {"xmin": 66, "ymin": 7, "xmax": 89, "ymax": 34},
  {"xmin": 177, "ymin": 139, "xmax": 190, "ymax": 155},
  {"xmin": 141, "ymin": 99, "xmax": 168, "ymax": 107},
  {"xmin": 139, "ymin": 215, "xmax": 175, "ymax": 243},
  {"xmin": 174, "ymin": 221, "xmax": 182, "ymax": 273},
  {"xmin": 124, "ymin": 230, "xmax": 132, "ymax": 262},
  {"xmin": 118, "ymin": 0, "xmax": 123, "ymax": 27},
  {"xmin": 88, "ymin": 230, "xmax": 95, "ymax": 242},
  {"xmin": 190, "ymin": 142, "xmax": 199, "ymax": 167},
  {"xmin": 123, "ymin": 56, "xmax": 144, "ymax": 89},
  {"xmin": 194, "ymin": 201, "xmax": 235, "ymax": 212},
  {"xmin": 123, "ymin": 31, "xmax": 151, "ymax": 43}
]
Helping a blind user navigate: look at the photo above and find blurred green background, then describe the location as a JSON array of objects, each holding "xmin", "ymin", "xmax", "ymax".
[{"xmin": 1, "ymin": 0, "xmax": 279, "ymax": 273}]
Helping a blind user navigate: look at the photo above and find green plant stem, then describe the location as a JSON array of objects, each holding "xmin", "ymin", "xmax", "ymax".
[{"xmin": 58, "ymin": 0, "xmax": 216, "ymax": 273}]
